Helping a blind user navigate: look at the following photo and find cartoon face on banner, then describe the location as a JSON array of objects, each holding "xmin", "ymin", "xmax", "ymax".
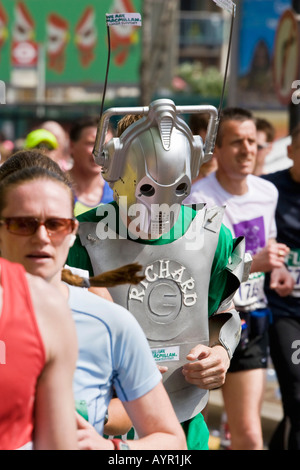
[
  {"xmin": 47, "ymin": 13, "xmax": 70, "ymax": 73},
  {"xmin": 13, "ymin": 2, "xmax": 35, "ymax": 42},
  {"xmin": 1, "ymin": 0, "xmax": 142, "ymax": 83},
  {"xmin": 75, "ymin": 7, "xmax": 97, "ymax": 68},
  {"xmin": 11, "ymin": 2, "xmax": 38, "ymax": 67},
  {"xmin": 109, "ymin": 0, "xmax": 140, "ymax": 65}
]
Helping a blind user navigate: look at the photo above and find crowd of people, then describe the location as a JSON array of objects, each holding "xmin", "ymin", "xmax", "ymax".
[
  {"xmin": 185, "ymin": 108, "xmax": 292, "ymax": 449},
  {"xmin": 0, "ymin": 101, "xmax": 299, "ymax": 451}
]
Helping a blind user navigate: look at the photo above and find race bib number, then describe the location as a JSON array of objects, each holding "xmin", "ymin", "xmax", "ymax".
[
  {"xmin": 234, "ymin": 272, "xmax": 266, "ymax": 309},
  {"xmin": 286, "ymin": 249, "xmax": 300, "ymax": 297}
]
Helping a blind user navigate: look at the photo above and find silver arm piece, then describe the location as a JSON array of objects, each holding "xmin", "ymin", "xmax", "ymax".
[
  {"xmin": 209, "ymin": 237, "xmax": 252, "ymax": 359},
  {"xmin": 209, "ymin": 309, "xmax": 242, "ymax": 360}
]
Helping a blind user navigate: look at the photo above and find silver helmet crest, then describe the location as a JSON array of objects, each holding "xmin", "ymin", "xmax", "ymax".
[{"xmin": 93, "ymin": 99, "xmax": 218, "ymax": 237}]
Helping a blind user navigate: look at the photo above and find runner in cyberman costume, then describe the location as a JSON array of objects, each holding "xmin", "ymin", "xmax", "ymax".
[{"xmin": 70, "ymin": 98, "xmax": 251, "ymax": 426}]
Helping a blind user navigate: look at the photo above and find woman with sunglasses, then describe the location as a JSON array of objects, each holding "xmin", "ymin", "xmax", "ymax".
[
  {"xmin": 0, "ymin": 151, "xmax": 186, "ymax": 451},
  {"xmin": 0, "ymin": 150, "xmax": 133, "ymax": 440}
]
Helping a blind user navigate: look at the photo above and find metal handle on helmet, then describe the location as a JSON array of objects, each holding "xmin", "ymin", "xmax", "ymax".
[
  {"xmin": 93, "ymin": 106, "xmax": 148, "ymax": 167},
  {"xmin": 92, "ymin": 100, "xmax": 219, "ymax": 169}
]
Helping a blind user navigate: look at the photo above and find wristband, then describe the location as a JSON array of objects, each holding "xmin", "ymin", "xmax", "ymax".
[{"xmin": 111, "ymin": 438, "xmax": 130, "ymax": 450}]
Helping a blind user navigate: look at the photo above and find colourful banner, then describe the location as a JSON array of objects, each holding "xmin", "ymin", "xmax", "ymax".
[
  {"xmin": 0, "ymin": 0, "xmax": 142, "ymax": 85},
  {"xmin": 234, "ymin": 0, "xmax": 290, "ymax": 110}
]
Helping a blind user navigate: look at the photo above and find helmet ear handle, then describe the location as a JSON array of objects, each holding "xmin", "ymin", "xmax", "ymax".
[{"xmin": 99, "ymin": 138, "xmax": 124, "ymax": 183}]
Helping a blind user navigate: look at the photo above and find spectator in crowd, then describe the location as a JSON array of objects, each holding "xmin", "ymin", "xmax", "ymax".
[
  {"xmin": 41, "ymin": 120, "xmax": 74, "ymax": 172},
  {"xmin": 24, "ymin": 128, "xmax": 58, "ymax": 154},
  {"xmin": 24, "ymin": 123, "xmax": 73, "ymax": 173},
  {"xmin": 189, "ymin": 113, "xmax": 218, "ymax": 183},
  {"xmin": 253, "ymin": 117, "xmax": 275, "ymax": 176},
  {"xmin": 68, "ymin": 117, "xmax": 113, "ymax": 216},
  {"xmin": 262, "ymin": 123, "xmax": 300, "ymax": 450},
  {"xmin": 0, "ymin": 139, "xmax": 14, "ymax": 165},
  {"xmin": 185, "ymin": 107, "xmax": 290, "ymax": 450}
]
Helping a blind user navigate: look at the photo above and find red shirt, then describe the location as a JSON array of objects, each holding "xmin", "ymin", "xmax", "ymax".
[{"xmin": 0, "ymin": 258, "xmax": 45, "ymax": 450}]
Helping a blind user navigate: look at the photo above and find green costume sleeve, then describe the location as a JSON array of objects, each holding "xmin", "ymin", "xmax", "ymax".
[
  {"xmin": 66, "ymin": 233, "xmax": 94, "ymax": 276},
  {"xmin": 208, "ymin": 223, "xmax": 235, "ymax": 316},
  {"xmin": 67, "ymin": 202, "xmax": 120, "ymax": 275},
  {"xmin": 66, "ymin": 206, "xmax": 101, "ymax": 276}
]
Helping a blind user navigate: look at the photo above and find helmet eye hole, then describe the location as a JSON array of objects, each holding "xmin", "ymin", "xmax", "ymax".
[
  {"xmin": 176, "ymin": 182, "xmax": 188, "ymax": 196},
  {"xmin": 140, "ymin": 184, "xmax": 155, "ymax": 197}
]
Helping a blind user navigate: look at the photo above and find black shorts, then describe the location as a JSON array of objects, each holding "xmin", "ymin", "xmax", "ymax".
[{"xmin": 228, "ymin": 310, "xmax": 269, "ymax": 373}]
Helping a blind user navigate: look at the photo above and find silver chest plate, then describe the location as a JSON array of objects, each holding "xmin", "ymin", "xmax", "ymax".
[{"xmin": 78, "ymin": 206, "xmax": 224, "ymax": 422}]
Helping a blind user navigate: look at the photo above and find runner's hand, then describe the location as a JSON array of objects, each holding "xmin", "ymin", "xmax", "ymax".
[{"xmin": 182, "ymin": 344, "xmax": 229, "ymax": 389}]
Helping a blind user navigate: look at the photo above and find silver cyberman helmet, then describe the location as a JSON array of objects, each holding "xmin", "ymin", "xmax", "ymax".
[{"xmin": 93, "ymin": 99, "xmax": 219, "ymax": 237}]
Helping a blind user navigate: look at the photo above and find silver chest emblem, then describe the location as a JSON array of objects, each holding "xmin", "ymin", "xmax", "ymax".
[{"xmin": 128, "ymin": 259, "xmax": 197, "ymax": 341}]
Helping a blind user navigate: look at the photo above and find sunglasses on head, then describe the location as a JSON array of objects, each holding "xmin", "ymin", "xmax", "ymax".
[{"xmin": 0, "ymin": 217, "xmax": 76, "ymax": 239}]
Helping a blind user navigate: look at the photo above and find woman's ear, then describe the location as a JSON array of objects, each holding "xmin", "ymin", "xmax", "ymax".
[
  {"xmin": 68, "ymin": 234, "xmax": 76, "ymax": 248},
  {"xmin": 68, "ymin": 219, "xmax": 79, "ymax": 247},
  {"xmin": 74, "ymin": 219, "xmax": 79, "ymax": 233}
]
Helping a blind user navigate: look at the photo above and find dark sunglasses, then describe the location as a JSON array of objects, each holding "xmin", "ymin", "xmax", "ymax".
[{"xmin": 0, "ymin": 217, "xmax": 76, "ymax": 239}]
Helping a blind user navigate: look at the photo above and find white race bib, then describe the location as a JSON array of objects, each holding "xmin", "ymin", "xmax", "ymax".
[
  {"xmin": 286, "ymin": 249, "xmax": 300, "ymax": 298},
  {"xmin": 234, "ymin": 272, "xmax": 267, "ymax": 311}
]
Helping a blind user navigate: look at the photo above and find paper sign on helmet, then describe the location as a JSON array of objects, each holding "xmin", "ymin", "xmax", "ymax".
[
  {"xmin": 106, "ymin": 12, "xmax": 142, "ymax": 27},
  {"xmin": 106, "ymin": 0, "xmax": 141, "ymax": 65},
  {"xmin": 212, "ymin": 0, "xmax": 236, "ymax": 16}
]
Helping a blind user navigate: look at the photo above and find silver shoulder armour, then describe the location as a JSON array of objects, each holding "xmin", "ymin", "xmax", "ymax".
[{"xmin": 210, "ymin": 236, "xmax": 252, "ymax": 359}]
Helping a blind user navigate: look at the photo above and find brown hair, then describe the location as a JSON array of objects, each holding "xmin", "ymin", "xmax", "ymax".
[
  {"xmin": 216, "ymin": 107, "xmax": 255, "ymax": 146},
  {"xmin": 0, "ymin": 152, "xmax": 74, "ymax": 214},
  {"xmin": 189, "ymin": 113, "xmax": 210, "ymax": 135},
  {"xmin": 0, "ymin": 149, "xmax": 73, "ymax": 186},
  {"xmin": 117, "ymin": 114, "xmax": 144, "ymax": 137},
  {"xmin": 62, "ymin": 263, "xmax": 145, "ymax": 288},
  {"xmin": 256, "ymin": 118, "xmax": 275, "ymax": 143},
  {"xmin": 69, "ymin": 116, "xmax": 99, "ymax": 142}
]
